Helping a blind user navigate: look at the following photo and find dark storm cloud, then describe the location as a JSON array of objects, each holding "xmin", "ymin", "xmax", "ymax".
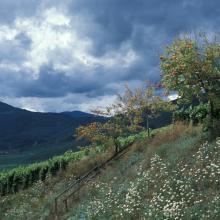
[
  {"xmin": 68, "ymin": 0, "xmax": 220, "ymax": 54},
  {"xmin": 0, "ymin": 0, "xmax": 220, "ymax": 111},
  {"xmin": 19, "ymin": 65, "xmax": 107, "ymax": 98},
  {"xmin": 0, "ymin": 62, "xmax": 143, "ymax": 99}
]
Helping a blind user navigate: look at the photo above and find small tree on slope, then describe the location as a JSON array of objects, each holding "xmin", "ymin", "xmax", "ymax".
[{"xmin": 76, "ymin": 84, "xmax": 174, "ymax": 153}]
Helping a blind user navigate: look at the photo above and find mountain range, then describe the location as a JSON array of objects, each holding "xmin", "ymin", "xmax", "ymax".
[{"xmin": 0, "ymin": 101, "xmax": 104, "ymax": 153}]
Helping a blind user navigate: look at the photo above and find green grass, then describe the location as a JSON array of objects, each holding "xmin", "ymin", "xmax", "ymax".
[{"xmin": 155, "ymin": 133, "xmax": 202, "ymax": 165}]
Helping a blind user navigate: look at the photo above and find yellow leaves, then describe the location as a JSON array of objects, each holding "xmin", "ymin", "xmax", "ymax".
[
  {"xmin": 186, "ymin": 42, "xmax": 193, "ymax": 49},
  {"xmin": 171, "ymin": 54, "xmax": 177, "ymax": 61}
]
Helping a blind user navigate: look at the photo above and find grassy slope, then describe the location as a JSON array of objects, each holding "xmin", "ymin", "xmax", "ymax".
[
  {"xmin": 1, "ymin": 123, "xmax": 220, "ymax": 220},
  {"xmin": 65, "ymin": 124, "xmax": 219, "ymax": 220}
]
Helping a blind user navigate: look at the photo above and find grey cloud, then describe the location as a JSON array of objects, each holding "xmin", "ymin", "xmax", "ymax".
[
  {"xmin": 14, "ymin": 33, "xmax": 32, "ymax": 49},
  {"xmin": 0, "ymin": 0, "xmax": 39, "ymax": 24}
]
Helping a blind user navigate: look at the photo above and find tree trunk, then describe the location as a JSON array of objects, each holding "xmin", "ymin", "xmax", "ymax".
[
  {"xmin": 147, "ymin": 114, "xmax": 150, "ymax": 138},
  {"xmin": 113, "ymin": 138, "xmax": 119, "ymax": 155},
  {"xmin": 210, "ymin": 100, "xmax": 214, "ymax": 118},
  {"xmin": 209, "ymin": 99, "xmax": 214, "ymax": 136}
]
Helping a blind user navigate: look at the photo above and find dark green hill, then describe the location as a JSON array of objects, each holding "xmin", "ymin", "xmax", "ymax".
[
  {"xmin": 61, "ymin": 110, "xmax": 96, "ymax": 118},
  {"xmin": 0, "ymin": 102, "xmax": 92, "ymax": 152}
]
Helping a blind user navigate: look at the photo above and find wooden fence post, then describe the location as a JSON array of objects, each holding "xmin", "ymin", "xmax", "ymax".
[
  {"xmin": 77, "ymin": 182, "xmax": 80, "ymax": 200},
  {"xmin": 55, "ymin": 197, "xmax": 58, "ymax": 214},
  {"xmin": 64, "ymin": 199, "xmax": 68, "ymax": 212}
]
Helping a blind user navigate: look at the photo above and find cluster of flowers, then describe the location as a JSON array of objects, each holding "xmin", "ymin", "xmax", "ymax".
[{"xmin": 2, "ymin": 180, "xmax": 45, "ymax": 219}]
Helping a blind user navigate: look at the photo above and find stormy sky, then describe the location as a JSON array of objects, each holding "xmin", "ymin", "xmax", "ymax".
[{"xmin": 0, "ymin": 0, "xmax": 219, "ymax": 112}]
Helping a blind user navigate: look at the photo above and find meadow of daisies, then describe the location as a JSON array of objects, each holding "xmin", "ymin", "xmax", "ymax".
[{"xmin": 66, "ymin": 125, "xmax": 220, "ymax": 220}]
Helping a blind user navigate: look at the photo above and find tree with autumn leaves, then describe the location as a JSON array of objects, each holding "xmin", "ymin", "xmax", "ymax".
[
  {"xmin": 115, "ymin": 84, "xmax": 174, "ymax": 138},
  {"xmin": 160, "ymin": 34, "xmax": 220, "ymax": 127},
  {"xmin": 76, "ymin": 116, "xmax": 136, "ymax": 154},
  {"xmin": 76, "ymin": 84, "xmax": 173, "ymax": 154}
]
